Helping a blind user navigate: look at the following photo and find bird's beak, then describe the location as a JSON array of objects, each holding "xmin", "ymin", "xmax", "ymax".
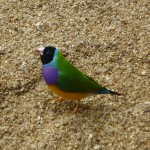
[{"xmin": 36, "ymin": 47, "xmax": 44, "ymax": 55}]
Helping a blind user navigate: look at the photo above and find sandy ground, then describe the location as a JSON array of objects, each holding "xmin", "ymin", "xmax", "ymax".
[{"xmin": 1, "ymin": 0, "xmax": 150, "ymax": 149}]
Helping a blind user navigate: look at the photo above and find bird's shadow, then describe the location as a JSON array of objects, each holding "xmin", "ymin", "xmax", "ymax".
[
  {"xmin": 38, "ymin": 96, "xmax": 128, "ymax": 135},
  {"xmin": 41, "ymin": 98, "xmax": 121, "ymax": 122}
]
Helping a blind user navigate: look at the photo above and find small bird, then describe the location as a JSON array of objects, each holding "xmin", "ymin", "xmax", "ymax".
[{"xmin": 37, "ymin": 46, "xmax": 121, "ymax": 113}]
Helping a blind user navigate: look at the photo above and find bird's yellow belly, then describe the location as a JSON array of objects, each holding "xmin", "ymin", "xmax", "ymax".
[{"xmin": 48, "ymin": 85, "xmax": 88, "ymax": 100}]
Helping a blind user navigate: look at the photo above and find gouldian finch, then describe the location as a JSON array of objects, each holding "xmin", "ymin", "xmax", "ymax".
[{"xmin": 37, "ymin": 46, "xmax": 121, "ymax": 113}]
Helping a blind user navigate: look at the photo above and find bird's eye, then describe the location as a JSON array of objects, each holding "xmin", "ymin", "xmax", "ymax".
[{"xmin": 46, "ymin": 50, "xmax": 51, "ymax": 55}]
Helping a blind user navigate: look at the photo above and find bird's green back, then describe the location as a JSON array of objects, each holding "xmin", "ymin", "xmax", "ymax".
[{"xmin": 53, "ymin": 50, "xmax": 105, "ymax": 93}]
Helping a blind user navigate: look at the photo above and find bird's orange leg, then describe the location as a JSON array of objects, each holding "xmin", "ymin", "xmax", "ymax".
[{"xmin": 70, "ymin": 100, "xmax": 80, "ymax": 114}]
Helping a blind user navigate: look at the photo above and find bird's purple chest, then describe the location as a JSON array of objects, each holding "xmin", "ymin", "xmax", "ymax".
[{"xmin": 41, "ymin": 65, "xmax": 58, "ymax": 85}]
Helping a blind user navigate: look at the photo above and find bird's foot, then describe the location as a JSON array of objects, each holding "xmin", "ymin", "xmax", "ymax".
[
  {"xmin": 68, "ymin": 100, "xmax": 80, "ymax": 114},
  {"xmin": 52, "ymin": 97, "xmax": 65, "ymax": 102}
]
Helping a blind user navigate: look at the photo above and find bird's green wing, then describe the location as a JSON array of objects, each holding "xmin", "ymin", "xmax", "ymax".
[{"xmin": 55, "ymin": 52, "xmax": 104, "ymax": 93}]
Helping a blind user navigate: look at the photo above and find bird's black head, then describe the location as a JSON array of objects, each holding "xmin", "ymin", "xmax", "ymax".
[{"xmin": 37, "ymin": 46, "xmax": 56, "ymax": 65}]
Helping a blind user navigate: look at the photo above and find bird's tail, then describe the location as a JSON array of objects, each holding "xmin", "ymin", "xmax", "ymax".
[{"xmin": 97, "ymin": 88, "xmax": 122, "ymax": 95}]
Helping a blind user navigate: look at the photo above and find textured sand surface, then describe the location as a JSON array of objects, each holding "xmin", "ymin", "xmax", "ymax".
[{"xmin": 1, "ymin": 0, "xmax": 150, "ymax": 149}]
